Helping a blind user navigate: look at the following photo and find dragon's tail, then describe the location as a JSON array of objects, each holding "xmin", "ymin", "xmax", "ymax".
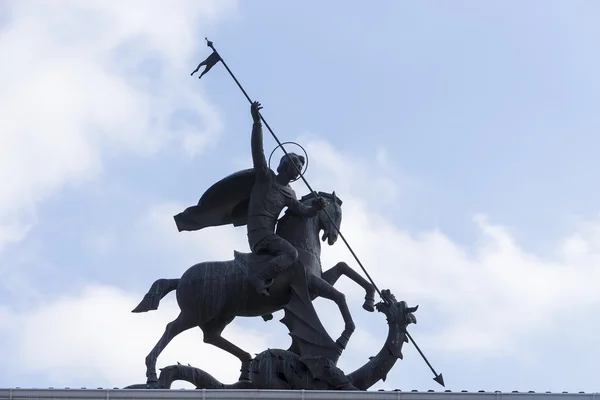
[
  {"xmin": 157, "ymin": 364, "xmax": 255, "ymax": 389},
  {"xmin": 131, "ymin": 278, "xmax": 179, "ymax": 313}
]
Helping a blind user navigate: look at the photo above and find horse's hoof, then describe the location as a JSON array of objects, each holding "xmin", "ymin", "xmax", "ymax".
[
  {"xmin": 238, "ymin": 371, "xmax": 251, "ymax": 381},
  {"xmin": 143, "ymin": 379, "xmax": 162, "ymax": 389},
  {"xmin": 231, "ymin": 380, "xmax": 255, "ymax": 389},
  {"xmin": 122, "ymin": 383, "xmax": 151, "ymax": 389},
  {"xmin": 147, "ymin": 382, "xmax": 163, "ymax": 389},
  {"xmin": 363, "ymin": 297, "xmax": 375, "ymax": 312},
  {"xmin": 239, "ymin": 360, "xmax": 252, "ymax": 381}
]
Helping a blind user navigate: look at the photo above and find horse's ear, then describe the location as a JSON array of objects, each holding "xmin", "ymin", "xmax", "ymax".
[{"xmin": 332, "ymin": 191, "xmax": 342, "ymax": 205}]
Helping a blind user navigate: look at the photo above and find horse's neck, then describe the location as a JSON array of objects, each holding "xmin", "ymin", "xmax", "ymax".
[{"xmin": 277, "ymin": 213, "xmax": 321, "ymax": 256}]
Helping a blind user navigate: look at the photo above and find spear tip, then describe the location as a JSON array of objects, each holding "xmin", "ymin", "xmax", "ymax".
[{"xmin": 433, "ymin": 373, "xmax": 445, "ymax": 387}]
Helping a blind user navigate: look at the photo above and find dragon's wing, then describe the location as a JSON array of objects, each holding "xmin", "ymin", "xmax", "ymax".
[
  {"xmin": 174, "ymin": 169, "xmax": 256, "ymax": 231},
  {"xmin": 280, "ymin": 269, "xmax": 342, "ymax": 376}
]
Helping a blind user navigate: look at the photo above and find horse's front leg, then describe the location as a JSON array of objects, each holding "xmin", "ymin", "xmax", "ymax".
[
  {"xmin": 322, "ymin": 261, "xmax": 376, "ymax": 312},
  {"xmin": 307, "ymin": 274, "xmax": 355, "ymax": 350}
]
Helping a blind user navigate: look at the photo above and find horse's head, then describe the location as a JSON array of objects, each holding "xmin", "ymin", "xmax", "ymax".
[{"xmin": 301, "ymin": 191, "xmax": 343, "ymax": 246}]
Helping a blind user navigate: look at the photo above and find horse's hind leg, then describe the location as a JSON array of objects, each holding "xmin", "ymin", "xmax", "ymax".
[
  {"xmin": 201, "ymin": 317, "xmax": 253, "ymax": 382},
  {"xmin": 145, "ymin": 311, "xmax": 196, "ymax": 385},
  {"xmin": 322, "ymin": 261, "xmax": 376, "ymax": 312},
  {"xmin": 307, "ymin": 274, "xmax": 355, "ymax": 350}
]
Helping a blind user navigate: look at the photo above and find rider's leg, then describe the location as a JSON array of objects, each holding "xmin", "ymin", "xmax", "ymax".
[
  {"xmin": 261, "ymin": 236, "xmax": 298, "ymax": 274},
  {"xmin": 250, "ymin": 236, "xmax": 298, "ymax": 295}
]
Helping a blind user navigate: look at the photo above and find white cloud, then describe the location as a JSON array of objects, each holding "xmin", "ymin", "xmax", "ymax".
[
  {"xmin": 0, "ymin": 284, "xmax": 270, "ymax": 389},
  {"xmin": 0, "ymin": 219, "xmax": 30, "ymax": 254},
  {"xmin": 0, "ymin": 0, "xmax": 236, "ymax": 252},
  {"xmin": 136, "ymin": 201, "xmax": 250, "ymax": 268},
  {"xmin": 301, "ymin": 138, "xmax": 600, "ymax": 358},
  {"xmin": 298, "ymin": 136, "xmax": 421, "ymax": 211}
]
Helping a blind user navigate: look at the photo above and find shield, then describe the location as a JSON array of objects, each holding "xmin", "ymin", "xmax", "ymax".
[{"xmin": 173, "ymin": 168, "xmax": 259, "ymax": 232}]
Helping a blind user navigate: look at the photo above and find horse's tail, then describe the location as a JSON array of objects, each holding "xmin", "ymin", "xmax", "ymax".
[{"xmin": 131, "ymin": 278, "xmax": 180, "ymax": 313}]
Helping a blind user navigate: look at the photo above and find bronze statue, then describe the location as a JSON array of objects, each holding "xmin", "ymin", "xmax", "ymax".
[
  {"xmin": 134, "ymin": 190, "xmax": 375, "ymax": 386},
  {"xmin": 124, "ymin": 39, "xmax": 445, "ymax": 391}
]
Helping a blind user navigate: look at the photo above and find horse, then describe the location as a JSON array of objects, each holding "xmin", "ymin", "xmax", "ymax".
[{"xmin": 132, "ymin": 191, "xmax": 376, "ymax": 385}]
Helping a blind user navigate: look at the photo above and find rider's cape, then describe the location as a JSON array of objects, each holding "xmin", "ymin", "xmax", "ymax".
[{"xmin": 173, "ymin": 169, "xmax": 256, "ymax": 231}]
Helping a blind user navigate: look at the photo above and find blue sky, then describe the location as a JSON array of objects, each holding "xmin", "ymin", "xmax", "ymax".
[{"xmin": 1, "ymin": 0, "xmax": 599, "ymax": 393}]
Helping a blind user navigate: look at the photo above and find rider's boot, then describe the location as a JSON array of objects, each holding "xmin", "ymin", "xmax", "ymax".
[
  {"xmin": 249, "ymin": 262, "xmax": 281, "ymax": 296},
  {"xmin": 249, "ymin": 273, "xmax": 274, "ymax": 296}
]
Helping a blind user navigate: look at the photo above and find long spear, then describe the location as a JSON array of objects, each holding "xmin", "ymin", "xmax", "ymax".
[{"xmin": 191, "ymin": 38, "xmax": 444, "ymax": 387}]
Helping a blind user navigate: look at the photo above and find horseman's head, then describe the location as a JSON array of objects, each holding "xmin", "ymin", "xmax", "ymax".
[
  {"xmin": 277, "ymin": 153, "xmax": 305, "ymax": 182},
  {"xmin": 302, "ymin": 191, "xmax": 343, "ymax": 246}
]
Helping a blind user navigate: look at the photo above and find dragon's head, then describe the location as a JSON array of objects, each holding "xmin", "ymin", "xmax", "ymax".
[
  {"xmin": 375, "ymin": 289, "xmax": 418, "ymax": 360},
  {"xmin": 375, "ymin": 289, "xmax": 418, "ymax": 329}
]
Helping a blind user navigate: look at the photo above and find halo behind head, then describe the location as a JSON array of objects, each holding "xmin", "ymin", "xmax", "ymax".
[{"xmin": 268, "ymin": 141, "xmax": 309, "ymax": 182}]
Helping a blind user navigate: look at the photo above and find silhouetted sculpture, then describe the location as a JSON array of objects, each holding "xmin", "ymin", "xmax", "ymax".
[
  {"xmin": 133, "ymin": 191, "xmax": 376, "ymax": 387},
  {"xmin": 126, "ymin": 290, "xmax": 417, "ymax": 390},
  {"xmin": 127, "ymin": 100, "xmax": 429, "ymax": 391}
]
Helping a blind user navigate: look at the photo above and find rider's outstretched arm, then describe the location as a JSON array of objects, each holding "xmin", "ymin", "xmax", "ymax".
[
  {"xmin": 287, "ymin": 199, "xmax": 319, "ymax": 218},
  {"xmin": 251, "ymin": 102, "xmax": 269, "ymax": 181}
]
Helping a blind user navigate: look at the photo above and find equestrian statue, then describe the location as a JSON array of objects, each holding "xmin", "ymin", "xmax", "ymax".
[
  {"xmin": 124, "ymin": 38, "xmax": 441, "ymax": 390},
  {"xmin": 130, "ymin": 102, "xmax": 378, "ymax": 389}
]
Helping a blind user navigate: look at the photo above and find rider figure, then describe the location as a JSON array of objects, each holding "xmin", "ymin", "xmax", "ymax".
[{"xmin": 247, "ymin": 101, "xmax": 325, "ymax": 295}]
